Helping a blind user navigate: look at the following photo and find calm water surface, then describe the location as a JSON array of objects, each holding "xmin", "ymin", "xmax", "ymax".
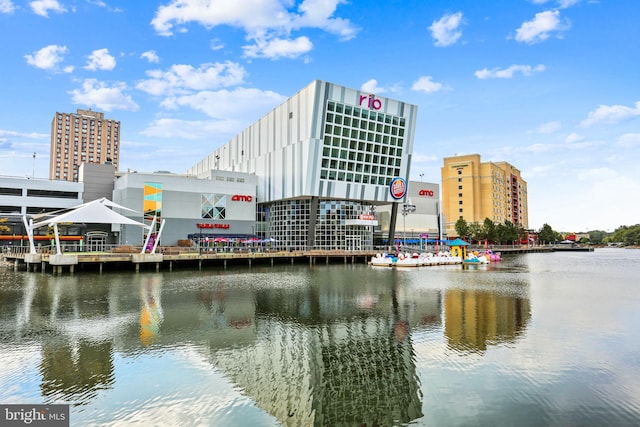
[{"xmin": 1, "ymin": 248, "xmax": 639, "ymax": 426}]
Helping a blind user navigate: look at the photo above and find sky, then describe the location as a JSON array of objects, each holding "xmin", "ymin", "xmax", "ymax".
[{"xmin": 0, "ymin": 0, "xmax": 639, "ymax": 233}]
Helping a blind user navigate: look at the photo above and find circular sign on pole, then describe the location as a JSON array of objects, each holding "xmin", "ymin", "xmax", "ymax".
[{"xmin": 389, "ymin": 177, "xmax": 407, "ymax": 200}]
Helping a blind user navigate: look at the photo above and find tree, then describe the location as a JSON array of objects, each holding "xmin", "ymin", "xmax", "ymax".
[
  {"xmin": 496, "ymin": 220, "xmax": 518, "ymax": 245},
  {"xmin": 588, "ymin": 230, "xmax": 607, "ymax": 244},
  {"xmin": 468, "ymin": 222, "xmax": 482, "ymax": 243},
  {"xmin": 611, "ymin": 224, "xmax": 640, "ymax": 246},
  {"xmin": 538, "ymin": 223, "xmax": 556, "ymax": 245},
  {"xmin": 454, "ymin": 217, "xmax": 469, "ymax": 240},
  {"xmin": 482, "ymin": 218, "xmax": 497, "ymax": 243}
]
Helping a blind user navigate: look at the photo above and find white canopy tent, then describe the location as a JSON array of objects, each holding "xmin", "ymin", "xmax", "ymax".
[{"xmin": 24, "ymin": 197, "xmax": 156, "ymax": 255}]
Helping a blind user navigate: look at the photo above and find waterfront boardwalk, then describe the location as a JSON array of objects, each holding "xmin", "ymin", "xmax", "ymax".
[{"xmin": 2, "ymin": 244, "xmax": 588, "ymax": 274}]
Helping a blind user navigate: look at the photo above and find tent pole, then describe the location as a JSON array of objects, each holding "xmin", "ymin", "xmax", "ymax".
[
  {"xmin": 53, "ymin": 223, "xmax": 61, "ymax": 255},
  {"xmin": 23, "ymin": 216, "xmax": 36, "ymax": 254},
  {"xmin": 151, "ymin": 219, "xmax": 166, "ymax": 254},
  {"xmin": 141, "ymin": 216, "xmax": 157, "ymax": 254}
]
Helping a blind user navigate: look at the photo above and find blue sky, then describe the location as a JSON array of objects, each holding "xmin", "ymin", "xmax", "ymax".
[{"xmin": 0, "ymin": 0, "xmax": 638, "ymax": 232}]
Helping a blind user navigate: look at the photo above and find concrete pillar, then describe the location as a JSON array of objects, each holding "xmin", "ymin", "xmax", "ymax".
[
  {"xmin": 156, "ymin": 262, "xmax": 159, "ymax": 272},
  {"xmin": 248, "ymin": 259, "xmax": 252, "ymax": 268},
  {"xmin": 100, "ymin": 263, "xmax": 103, "ymax": 274},
  {"xmin": 70, "ymin": 265, "xmax": 74, "ymax": 274},
  {"xmin": 135, "ymin": 264, "xmax": 140, "ymax": 273},
  {"xmin": 199, "ymin": 260, "xmax": 202, "ymax": 270},
  {"xmin": 170, "ymin": 261, "xmax": 173, "ymax": 271}
]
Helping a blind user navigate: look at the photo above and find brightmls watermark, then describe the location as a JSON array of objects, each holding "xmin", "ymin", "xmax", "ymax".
[{"xmin": 1, "ymin": 404, "xmax": 69, "ymax": 426}]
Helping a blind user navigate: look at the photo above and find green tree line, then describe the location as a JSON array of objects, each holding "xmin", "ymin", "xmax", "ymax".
[{"xmin": 454, "ymin": 218, "xmax": 640, "ymax": 246}]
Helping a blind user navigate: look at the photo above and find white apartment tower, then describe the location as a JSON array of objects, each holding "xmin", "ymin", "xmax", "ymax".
[{"xmin": 50, "ymin": 109, "xmax": 120, "ymax": 181}]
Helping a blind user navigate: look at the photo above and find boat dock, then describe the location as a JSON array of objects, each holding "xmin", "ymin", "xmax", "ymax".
[
  {"xmin": 2, "ymin": 244, "xmax": 590, "ymax": 274},
  {"xmin": 2, "ymin": 247, "xmax": 378, "ymax": 274}
]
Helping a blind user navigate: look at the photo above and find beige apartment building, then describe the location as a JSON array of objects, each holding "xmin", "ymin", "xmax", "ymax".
[
  {"xmin": 50, "ymin": 109, "xmax": 120, "ymax": 181},
  {"xmin": 441, "ymin": 154, "xmax": 528, "ymax": 238}
]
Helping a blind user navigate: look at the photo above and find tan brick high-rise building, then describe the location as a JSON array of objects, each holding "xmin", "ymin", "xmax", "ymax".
[
  {"xmin": 50, "ymin": 109, "xmax": 120, "ymax": 181},
  {"xmin": 441, "ymin": 154, "xmax": 528, "ymax": 238}
]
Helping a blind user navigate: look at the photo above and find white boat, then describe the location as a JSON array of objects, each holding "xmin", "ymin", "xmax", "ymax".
[
  {"xmin": 370, "ymin": 253, "xmax": 396, "ymax": 267},
  {"xmin": 395, "ymin": 252, "xmax": 421, "ymax": 267},
  {"xmin": 464, "ymin": 253, "xmax": 489, "ymax": 264}
]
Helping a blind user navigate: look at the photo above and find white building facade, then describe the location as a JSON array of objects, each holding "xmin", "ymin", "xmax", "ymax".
[
  {"xmin": 377, "ymin": 180, "xmax": 442, "ymax": 245},
  {"xmin": 112, "ymin": 171, "xmax": 258, "ymax": 247},
  {"xmin": 0, "ymin": 176, "xmax": 83, "ymax": 246},
  {"xmin": 187, "ymin": 80, "xmax": 418, "ymax": 250}
]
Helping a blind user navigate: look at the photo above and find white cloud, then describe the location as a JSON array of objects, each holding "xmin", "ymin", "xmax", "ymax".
[
  {"xmin": 429, "ymin": 12, "xmax": 464, "ymax": 47},
  {"xmin": 526, "ymin": 143, "xmax": 556, "ymax": 153},
  {"xmin": 243, "ymin": 35, "xmax": 313, "ymax": 59},
  {"xmin": 141, "ymin": 118, "xmax": 243, "ymax": 140},
  {"xmin": 150, "ymin": 0, "xmax": 358, "ymax": 61},
  {"xmin": 475, "ymin": 64, "xmax": 545, "ymax": 79},
  {"xmin": 0, "ymin": 129, "xmax": 48, "ymax": 139},
  {"xmin": 558, "ymin": 0, "xmax": 581, "ymax": 8},
  {"xmin": 210, "ymin": 39, "xmax": 224, "ymax": 51},
  {"xmin": 617, "ymin": 133, "xmax": 640, "ymax": 148},
  {"xmin": 160, "ymin": 87, "xmax": 286, "ymax": 120},
  {"xmin": 84, "ymin": 48, "xmax": 116, "ymax": 71},
  {"xmin": 580, "ymin": 101, "xmax": 640, "ymax": 127},
  {"xmin": 69, "ymin": 79, "xmax": 139, "ymax": 112},
  {"xmin": 411, "ymin": 76, "xmax": 445, "ymax": 94},
  {"xmin": 136, "ymin": 61, "xmax": 247, "ymax": 96},
  {"xmin": 141, "ymin": 50, "xmax": 160, "ymax": 63},
  {"xmin": 24, "ymin": 44, "xmax": 70, "ymax": 72},
  {"xmin": 565, "ymin": 132, "xmax": 584, "ymax": 143},
  {"xmin": 361, "ymin": 79, "xmax": 385, "ymax": 94},
  {"xmin": 0, "ymin": 0, "xmax": 15, "ymax": 13},
  {"xmin": 515, "ymin": 10, "xmax": 569, "ymax": 44},
  {"xmin": 88, "ymin": 0, "xmax": 106, "ymax": 6},
  {"xmin": 530, "ymin": 0, "xmax": 582, "ymax": 8},
  {"xmin": 292, "ymin": 0, "xmax": 358, "ymax": 40},
  {"xmin": 30, "ymin": 0, "xmax": 66, "ymax": 17},
  {"xmin": 531, "ymin": 121, "xmax": 561, "ymax": 134}
]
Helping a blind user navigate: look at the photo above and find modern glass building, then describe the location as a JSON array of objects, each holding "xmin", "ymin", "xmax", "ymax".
[{"xmin": 187, "ymin": 80, "xmax": 419, "ymax": 250}]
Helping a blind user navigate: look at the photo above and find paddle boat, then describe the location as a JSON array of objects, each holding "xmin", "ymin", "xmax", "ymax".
[
  {"xmin": 395, "ymin": 252, "xmax": 422, "ymax": 267},
  {"xmin": 463, "ymin": 251, "xmax": 489, "ymax": 264},
  {"xmin": 370, "ymin": 253, "xmax": 396, "ymax": 267},
  {"xmin": 483, "ymin": 250, "xmax": 502, "ymax": 262}
]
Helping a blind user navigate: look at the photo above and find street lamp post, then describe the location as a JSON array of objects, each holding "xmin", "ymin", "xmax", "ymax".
[{"xmin": 401, "ymin": 202, "xmax": 416, "ymax": 251}]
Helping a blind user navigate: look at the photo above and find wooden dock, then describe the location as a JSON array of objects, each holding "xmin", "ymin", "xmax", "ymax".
[
  {"xmin": 2, "ymin": 244, "xmax": 590, "ymax": 274},
  {"xmin": 3, "ymin": 248, "xmax": 378, "ymax": 274}
]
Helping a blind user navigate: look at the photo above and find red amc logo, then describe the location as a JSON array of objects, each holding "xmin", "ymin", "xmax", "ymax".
[
  {"xmin": 231, "ymin": 195, "xmax": 253, "ymax": 202},
  {"xmin": 419, "ymin": 189, "xmax": 435, "ymax": 197}
]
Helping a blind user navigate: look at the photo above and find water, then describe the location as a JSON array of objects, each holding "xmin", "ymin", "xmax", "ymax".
[{"xmin": 1, "ymin": 248, "xmax": 639, "ymax": 426}]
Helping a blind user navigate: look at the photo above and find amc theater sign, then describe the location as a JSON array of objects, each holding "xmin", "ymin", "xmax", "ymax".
[{"xmin": 231, "ymin": 195, "xmax": 253, "ymax": 202}]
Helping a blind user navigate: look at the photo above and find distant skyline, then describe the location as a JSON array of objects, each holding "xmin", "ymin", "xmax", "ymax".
[{"xmin": 1, "ymin": 0, "xmax": 639, "ymax": 232}]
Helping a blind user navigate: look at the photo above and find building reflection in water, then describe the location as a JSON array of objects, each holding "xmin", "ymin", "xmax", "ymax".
[
  {"xmin": 204, "ymin": 268, "xmax": 438, "ymax": 426},
  {"xmin": 35, "ymin": 274, "xmax": 120, "ymax": 402},
  {"xmin": 1, "ymin": 266, "xmax": 532, "ymax": 425},
  {"xmin": 444, "ymin": 288, "xmax": 531, "ymax": 353},
  {"xmin": 139, "ymin": 275, "xmax": 164, "ymax": 346}
]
